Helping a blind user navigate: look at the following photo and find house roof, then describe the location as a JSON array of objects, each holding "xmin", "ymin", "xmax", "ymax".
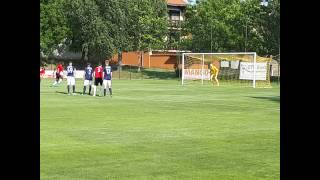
[{"xmin": 167, "ymin": 0, "xmax": 188, "ymax": 6}]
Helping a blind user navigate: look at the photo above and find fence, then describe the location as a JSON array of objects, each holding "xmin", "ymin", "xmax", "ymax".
[{"xmin": 43, "ymin": 65, "xmax": 178, "ymax": 80}]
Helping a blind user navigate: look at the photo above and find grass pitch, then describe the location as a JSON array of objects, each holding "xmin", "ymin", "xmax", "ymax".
[{"xmin": 40, "ymin": 78, "xmax": 279, "ymax": 180}]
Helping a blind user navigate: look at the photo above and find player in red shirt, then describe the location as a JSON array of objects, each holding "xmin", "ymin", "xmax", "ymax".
[
  {"xmin": 52, "ymin": 63, "xmax": 64, "ymax": 86},
  {"xmin": 92, "ymin": 63, "xmax": 103, "ymax": 96},
  {"xmin": 40, "ymin": 67, "xmax": 45, "ymax": 83}
]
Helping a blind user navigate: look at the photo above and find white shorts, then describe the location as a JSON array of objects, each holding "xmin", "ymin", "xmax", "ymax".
[
  {"xmin": 103, "ymin": 80, "xmax": 112, "ymax": 89},
  {"xmin": 83, "ymin": 80, "xmax": 92, "ymax": 86},
  {"xmin": 67, "ymin": 76, "xmax": 75, "ymax": 85}
]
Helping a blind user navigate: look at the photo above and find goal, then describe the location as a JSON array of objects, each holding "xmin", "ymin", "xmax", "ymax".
[{"xmin": 181, "ymin": 52, "xmax": 272, "ymax": 88}]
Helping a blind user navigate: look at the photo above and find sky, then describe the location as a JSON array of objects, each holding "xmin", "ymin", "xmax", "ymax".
[{"xmin": 187, "ymin": 0, "xmax": 197, "ymax": 5}]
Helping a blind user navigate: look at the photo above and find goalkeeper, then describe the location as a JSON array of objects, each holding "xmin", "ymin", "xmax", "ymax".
[{"xmin": 209, "ymin": 63, "xmax": 219, "ymax": 86}]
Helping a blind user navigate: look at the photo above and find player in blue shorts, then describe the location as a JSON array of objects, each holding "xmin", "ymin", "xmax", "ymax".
[
  {"xmin": 103, "ymin": 60, "xmax": 112, "ymax": 97},
  {"xmin": 82, "ymin": 63, "xmax": 93, "ymax": 95}
]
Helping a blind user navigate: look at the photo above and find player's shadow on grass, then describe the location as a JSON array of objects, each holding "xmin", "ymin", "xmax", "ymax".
[
  {"xmin": 55, "ymin": 91, "xmax": 82, "ymax": 95},
  {"xmin": 249, "ymin": 96, "xmax": 280, "ymax": 103},
  {"xmin": 55, "ymin": 91, "xmax": 106, "ymax": 97}
]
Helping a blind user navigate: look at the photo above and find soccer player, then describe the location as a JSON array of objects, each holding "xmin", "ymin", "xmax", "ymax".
[
  {"xmin": 209, "ymin": 63, "xmax": 220, "ymax": 86},
  {"xmin": 52, "ymin": 63, "xmax": 64, "ymax": 86},
  {"xmin": 66, "ymin": 62, "xmax": 76, "ymax": 95},
  {"xmin": 40, "ymin": 67, "xmax": 45, "ymax": 83},
  {"xmin": 83, "ymin": 63, "xmax": 93, "ymax": 95},
  {"xmin": 93, "ymin": 63, "xmax": 103, "ymax": 96},
  {"xmin": 102, "ymin": 60, "xmax": 112, "ymax": 97}
]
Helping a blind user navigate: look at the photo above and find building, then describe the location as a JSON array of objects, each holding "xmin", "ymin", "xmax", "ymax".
[
  {"xmin": 111, "ymin": 50, "xmax": 190, "ymax": 70},
  {"xmin": 166, "ymin": 0, "xmax": 188, "ymax": 49}
]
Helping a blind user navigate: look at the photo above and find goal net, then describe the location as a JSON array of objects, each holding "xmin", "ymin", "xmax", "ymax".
[{"xmin": 181, "ymin": 52, "xmax": 272, "ymax": 88}]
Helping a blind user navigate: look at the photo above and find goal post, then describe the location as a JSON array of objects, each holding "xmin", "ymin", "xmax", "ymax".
[{"xmin": 181, "ymin": 52, "xmax": 272, "ymax": 88}]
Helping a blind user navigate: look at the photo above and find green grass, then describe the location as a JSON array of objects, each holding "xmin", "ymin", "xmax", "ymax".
[{"xmin": 40, "ymin": 78, "xmax": 279, "ymax": 180}]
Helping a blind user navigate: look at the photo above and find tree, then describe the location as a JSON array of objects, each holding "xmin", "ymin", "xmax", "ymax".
[
  {"xmin": 181, "ymin": 0, "xmax": 280, "ymax": 56},
  {"xmin": 65, "ymin": 0, "xmax": 115, "ymax": 63},
  {"xmin": 94, "ymin": 0, "xmax": 134, "ymax": 70},
  {"xmin": 121, "ymin": 0, "xmax": 168, "ymax": 71},
  {"xmin": 40, "ymin": 0, "xmax": 71, "ymax": 58},
  {"xmin": 182, "ymin": 0, "xmax": 244, "ymax": 52},
  {"xmin": 126, "ymin": 0, "xmax": 168, "ymax": 51},
  {"xmin": 41, "ymin": 0, "xmax": 169, "ymax": 66}
]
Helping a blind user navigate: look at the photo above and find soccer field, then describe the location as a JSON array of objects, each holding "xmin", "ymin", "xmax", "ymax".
[{"xmin": 40, "ymin": 79, "xmax": 280, "ymax": 180}]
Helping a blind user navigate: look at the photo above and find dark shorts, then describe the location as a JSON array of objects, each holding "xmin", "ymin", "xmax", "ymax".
[
  {"xmin": 56, "ymin": 72, "xmax": 62, "ymax": 80},
  {"xmin": 94, "ymin": 78, "xmax": 103, "ymax": 86}
]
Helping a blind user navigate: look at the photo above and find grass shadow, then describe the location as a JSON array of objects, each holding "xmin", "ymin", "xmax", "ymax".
[
  {"xmin": 55, "ymin": 91, "xmax": 82, "ymax": 95},
  {"xmin": 55, "ymin": 91, "xmax": 107, "ymax": 97},
  {"xmin": 249, "ymin": 96, "xmax": 280, "ymax": 103},
  {"xmin": 141, "ymin": 69, "xmax": 177, "ymax": 79}
]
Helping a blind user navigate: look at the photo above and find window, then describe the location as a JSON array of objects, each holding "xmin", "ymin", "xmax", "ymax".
[{"xmin": 169, "ymin": 10, "xmax": 181, "ymax": 21}]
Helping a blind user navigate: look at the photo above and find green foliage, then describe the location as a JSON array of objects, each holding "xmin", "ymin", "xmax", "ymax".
[
  {"xmin": 182, "ymin": 0, "xmax": 280, "ymax": 56},
  {"xmin": 41, "ymin": 0, "xmax": 168, "ymax": 63},
  {"xmin": 40, "ymin": 0, "xmax": 279, "ymax": 62},
  {"xmin": 40, "ymin": 0, "xmax": 71, "ymax": 56},
  {"xmin": 126, "ymin": 0, "xmax": 168, "ymax": 51},
  {"xmin": 65, "ymin": 0, "xmax": 115, "ymax": 62}
]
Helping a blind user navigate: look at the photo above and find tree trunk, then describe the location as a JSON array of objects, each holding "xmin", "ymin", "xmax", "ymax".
[
  {"xmin": 118, "ymin": 50, "xmax": 122, "ymax": 72},
  {"xmin": 137, "ymin": 51, "xmax": 142, "ymax": 72},
  {"xmin": 81, "ymin": 43, "xmax": 88, "ymax": 62},
  {"xmin": 141, "ymin": 51, "xmax": 144, "ymax": 68}
]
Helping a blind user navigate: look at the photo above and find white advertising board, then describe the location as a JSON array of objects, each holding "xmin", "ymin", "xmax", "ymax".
[{"xmin": 239, "ymin": 62, "xmax": 267, "ymax": 80}]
